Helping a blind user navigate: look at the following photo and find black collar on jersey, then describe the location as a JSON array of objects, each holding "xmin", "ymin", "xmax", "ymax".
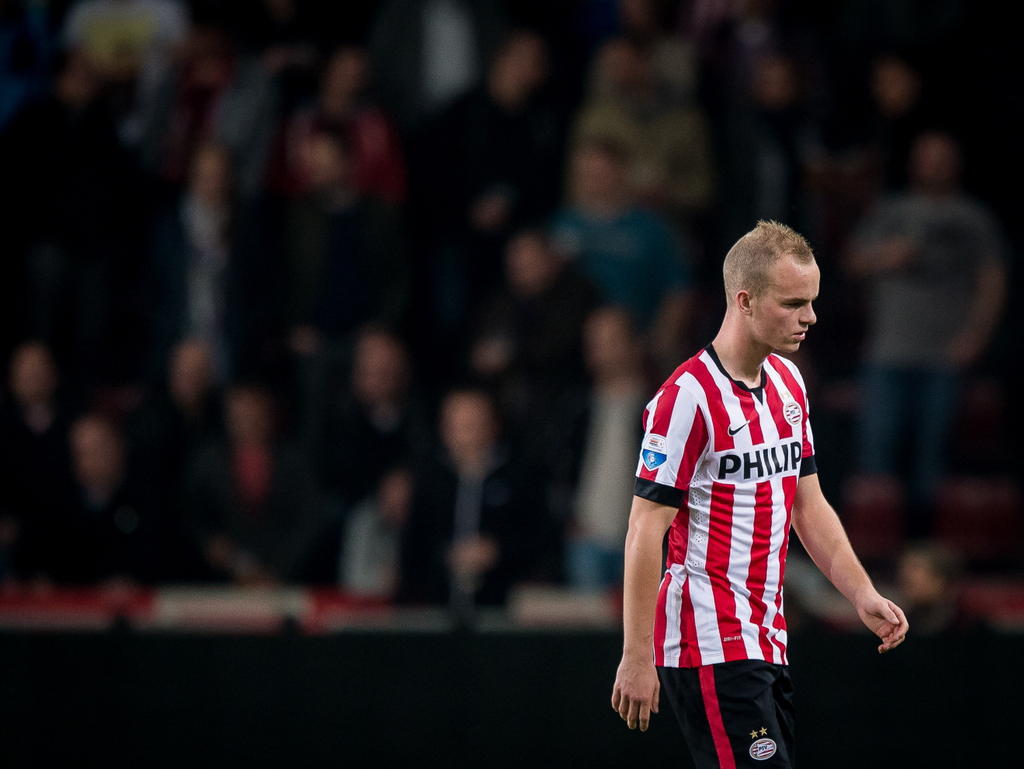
[{"xmin": 705, "ymin": 344, "xmax": 765, "ymax": 401}]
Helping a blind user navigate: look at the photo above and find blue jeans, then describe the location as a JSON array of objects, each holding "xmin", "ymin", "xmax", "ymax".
[{"xmin": 857, "ymin": 364, "xmax": 959, "ymax": 508}]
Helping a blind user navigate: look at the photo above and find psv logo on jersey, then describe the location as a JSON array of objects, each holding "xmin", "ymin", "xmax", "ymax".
[
  {"xmin": 777, "ymin": 380, "xmax": 802, "ymax": 425},
  {"xmin": 783, "ymin": 400, "xmax": 801, "ymax": 424}
]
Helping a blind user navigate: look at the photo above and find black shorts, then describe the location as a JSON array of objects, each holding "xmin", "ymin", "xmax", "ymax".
[{"xmin": 657, "ymin": 661, "xmax": 795, "ymax": 768}]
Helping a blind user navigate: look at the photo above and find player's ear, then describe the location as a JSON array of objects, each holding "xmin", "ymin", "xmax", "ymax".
[{"xmin": 736, "ymin": 290, "xmax": 754, "ymax": 315}]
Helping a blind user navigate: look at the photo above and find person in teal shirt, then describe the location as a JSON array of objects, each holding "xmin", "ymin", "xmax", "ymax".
[{"xmin": 551, "ymin": 137, "xmax": 693, "ymax": 363}]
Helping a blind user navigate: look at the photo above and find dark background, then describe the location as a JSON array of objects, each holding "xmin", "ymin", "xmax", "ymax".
[{"xmin": 0, "ymin": 628, "xmax": 1016, "ymax": 768}]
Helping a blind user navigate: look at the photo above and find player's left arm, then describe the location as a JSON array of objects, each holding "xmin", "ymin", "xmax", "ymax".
[{"xmin": 792, "ymin": 473, "xmax": 909, "ymax": 653}]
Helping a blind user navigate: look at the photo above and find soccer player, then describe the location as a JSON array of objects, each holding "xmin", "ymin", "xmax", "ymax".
[{"xmin": 610, "ymin": 221, "xmax": 908, "ymax": 767}]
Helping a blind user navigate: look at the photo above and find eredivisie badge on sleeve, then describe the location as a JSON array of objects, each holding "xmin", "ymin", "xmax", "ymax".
[{"xmin": 641, "ymin": 434, "xmax": 668, "ymax": 470}]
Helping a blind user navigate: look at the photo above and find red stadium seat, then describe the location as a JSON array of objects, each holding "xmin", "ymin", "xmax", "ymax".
[
  {"xmin": 960, "ymin": 578, "xmax": 1024, "ymax": 629},
  {"xmin": 934, "ymin": 477, "xmax": 1022, "ymax": 561},
  {"xmin": 840, "ymin": 474, "xmax": 907, "ymax": 560}
]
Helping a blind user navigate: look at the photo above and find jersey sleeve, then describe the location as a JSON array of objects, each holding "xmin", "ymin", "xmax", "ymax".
[{"xmin": 634, "ymin": 382, "xmax": 709, "ymax": 508}]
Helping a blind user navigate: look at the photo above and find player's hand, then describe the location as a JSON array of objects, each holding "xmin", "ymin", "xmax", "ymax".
[
  {"xmin": 611, "ymin": 654, "xmax": 660, "ymax": 732},
  {"xmin": 854, "ymin": 590, "xmax": 909, "ymax": 653}
]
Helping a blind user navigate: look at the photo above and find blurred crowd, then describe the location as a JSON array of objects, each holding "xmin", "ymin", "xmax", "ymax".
[{"xmin": 0, "ymin": 0, "xmax": 1020, "ymax": 615}]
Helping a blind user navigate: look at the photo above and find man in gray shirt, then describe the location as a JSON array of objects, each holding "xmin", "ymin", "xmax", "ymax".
[{"xmin": 845, "ymin": 132, "xmax": 1006, "ymax": 530}]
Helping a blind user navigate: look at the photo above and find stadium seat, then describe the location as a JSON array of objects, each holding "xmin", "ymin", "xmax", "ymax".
[
  {"xmin": 840, "ymin": 474, "xmax": 907, "ymax": 560},
  {"xmin": 960, "ymin": 578, "xmax": 1024, "ymax": 629}
]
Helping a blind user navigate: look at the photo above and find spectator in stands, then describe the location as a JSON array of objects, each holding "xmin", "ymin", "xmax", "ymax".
[
  {"xmin": 140, "ymin": 23, "xmax": 277, "ymax": 194},
  {"xmin": 233, "ymin": 0, "xmax": 320, "ymax": 116},
  {"xmin": 692, "ymin": 0, "xmax": 788, "ymax": 119},
  {"xmin": 3, "ymin": 49, "xmax": 140, "ymax": 397},
  {"xmin": 301, "ymin": 328, "xmax": 427, "ymax": 585},
  {"xmin": 0, "ymin": 342, "xmax": 73, "ymax": 581},
  {"xmin": 845, "ymin": 132, "xmax": 1007, "ymax": 531},
  {"xmin": 61, "ymin": 0, "xmax": 188, "ymax": 144},
  {"xmin": 318, "ymin": 327, "xmax": 428, "ymax": 510},
  {"xmin": 617, "ymin": 0, "xmax": 699, "ymax": 104},
  {"xmin": 435, "ymin": 29, "xmax": 559, "ymax": 235},
  {"xmin": 417, "ymin": 29, "xmax": 564, "ymax": 340},
  {"xmin": 129, "ymin": 338, "xmax": 223, "ymax": 509},
  {"xmin": 864, "ymin": 54, "xmax": 932, "ymax": 194},
  {"xmin": 338, "ymin": 467, "xmax": 413, "ymax": 599},
  {"xmin": 551, "ymin": 137, "xmax": 693, "ymax": 367},
  {"xmin": 565, "ymin": 307, "xmax": 649, "ymax": 591},
  {"xmin": 277, "ymin": 44, "xmax": 406, "ymax": 204},
  {"xmin": 818, "ymin": 53, "xmax": 935, "ymax": 261},
  {"xmin": 184, "ymin": 383, "xmax": 320, "ymax": 585},
  {"xmin": 284, "ymin": 130, "xmax": 409, "ymax": 358},
  {"xmin": 150, "ymin": 141, "xmax": 231, "ymax": 376},
  {"xmin": 896, "ymin": 543, "xmax": 979, "ymax": 634},
  {"xmin": 62, "ymin": 0, "xmax": 187, "ymax": 85},
  {"xmin": 399, "ymin": 388, "xmax": 545, "ymax": 611},
  {"xmin": 719, "ymin": 52, "xmax": 824, "ymax": 242},
  {"xmin": 61, "ymin": 413, "xmax": 169, "ymax": 584},
  {"xmin": 572, "ymin": 35, "xmax": 713, "ymax": 235},
  {"xmin": 368, "ymin": 0, "xmax": 507, "ymax": 133},
  {"xmin": 469, "ymin": 228, "xmax": 598, "ymax": 466},
  {"xmin": 149, "ymin": 142, "xmax": 274, "ymax": 381}
]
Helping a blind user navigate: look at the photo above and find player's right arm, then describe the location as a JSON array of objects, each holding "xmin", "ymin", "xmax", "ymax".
[{"xmin": 611, "ymin": 495, "xmax": 677, "ymax": 732}]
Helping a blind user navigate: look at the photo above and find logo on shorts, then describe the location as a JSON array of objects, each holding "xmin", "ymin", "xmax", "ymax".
[
  {"xmin": 783, "ymin": 401, "xmax": 801, "ymax": 424},
  {"xmin": 749, "ymin": 737, "xmax": 777, "ymax": 760}
]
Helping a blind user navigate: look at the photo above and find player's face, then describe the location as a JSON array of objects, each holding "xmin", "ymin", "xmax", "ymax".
[{"xmin": 750, "ymin": 256, "xmax": 819, "ymax": 353}]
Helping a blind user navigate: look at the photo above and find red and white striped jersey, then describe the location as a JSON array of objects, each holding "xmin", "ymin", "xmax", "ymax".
[{"xmin": 634, "ymin": 345, "xmax": 816, "ymax": 668}]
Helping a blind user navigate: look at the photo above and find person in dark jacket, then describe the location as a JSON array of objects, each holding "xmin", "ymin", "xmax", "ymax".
[
  {"xmin": 283, "ymin": 129, "xmax": 409, "ymax": 354},
  {"xmin": 399, "ymin": 387, "xmax": 546, "ymax": 610},
  {"xmin": 149, "ymin": 142, "xmax": 275, "ymax": 381},
  {"xmin": 128, "ymin": 338, "xmax": 223, "ymax": 513},
  {"xmin": 58, "ymin": 414, "xmax": 170, "ymax": 584},
  {"xmin": 0, "ymin": 341, "xmax": 74, "ymax": 581},
  {"xmin": 184, "ymin": 382, "xmax": 320, "ymax": 585},
  {"xmin": 319, "ymin": 326, "xmax": 428, "ymax": 509}
]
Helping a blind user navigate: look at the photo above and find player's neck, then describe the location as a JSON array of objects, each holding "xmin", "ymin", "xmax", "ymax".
[{"xmin": 710, "ymin": 320, "xmax": 770, "ymax": 388}]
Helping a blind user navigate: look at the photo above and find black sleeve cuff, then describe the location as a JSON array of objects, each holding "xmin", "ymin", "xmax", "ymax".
[
  {"xmin": 800, "ymin": 454, "xmax": 818, "ymax": 477},
  {"xmin": 634, "ymin": 478, "xmax": 684, "ymax": 508}
]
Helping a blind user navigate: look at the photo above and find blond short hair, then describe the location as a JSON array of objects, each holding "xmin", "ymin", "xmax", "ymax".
[{"xmin": 723, "ymin": 220, "xmax": 815, "ymax": 301}]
